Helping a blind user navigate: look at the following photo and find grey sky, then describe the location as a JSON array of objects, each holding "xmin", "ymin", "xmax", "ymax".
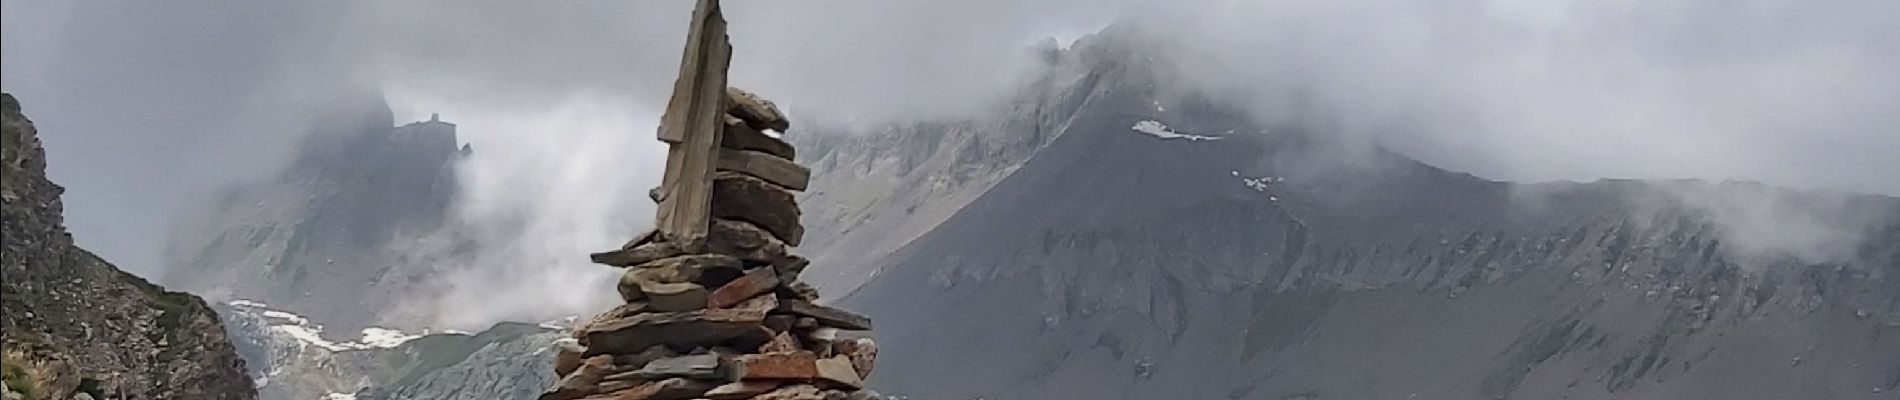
[{"xmin": 4, "ymin": 0, "xmax": 1897, "ymax": 287}]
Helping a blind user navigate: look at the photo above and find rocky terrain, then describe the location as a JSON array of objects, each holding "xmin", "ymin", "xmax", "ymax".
[
  {"xmin": 163, "ymin": 96, "xmax": 469, "ymax": 333},
  {"xmin": 836, "ymin": 26, "xmax": 1900, "ymax": 399},
  {"xmin": 213, "ymin": 300, "xmax": 561, "ymax": 400},
  {"xmin": 1, "ymin": 93, "xmax": 258, "ymax": 399}
]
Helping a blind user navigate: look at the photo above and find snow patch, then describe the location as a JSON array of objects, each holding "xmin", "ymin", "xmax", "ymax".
[
  {"xmin": 356, "ymin": 327, "xmax": 422, "ymax": 348},
  {"xmin": 272, "ymin": 325, "xmax": 350, "ymax": 352},
  {"xmin": 1131, "ymin": 120, "xmax": 1221, "ymax": 141},
  {"xmin": 228, "ymin": 299, "xmax": 268, "ymax": 308},
  {"xmin": 323, "ymin": 393, "xmax": 358, "ymax": 400}
]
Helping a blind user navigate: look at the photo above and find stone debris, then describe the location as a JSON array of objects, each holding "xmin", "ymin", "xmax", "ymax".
[{"xmin": 545, "ymin": 83, "xmax": 881, "ymax": 400}]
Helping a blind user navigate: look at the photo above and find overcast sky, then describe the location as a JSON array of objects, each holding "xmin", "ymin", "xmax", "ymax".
[{"xmin": 3, "ymin": 0, "xmax": 1896, "ymax": 309}]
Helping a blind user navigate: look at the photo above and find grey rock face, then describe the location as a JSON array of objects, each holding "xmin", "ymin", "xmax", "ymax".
[
  {"xmin": 831, "ymin": 27, "xmax": 1900, "ymax": 400},
  {"xmin": 162, "ymin": 94, "xmax": 466, "ymax": 334},
  {"xmin": 1, "ymin": 93, "xmax": 258, "ymax": 400}
]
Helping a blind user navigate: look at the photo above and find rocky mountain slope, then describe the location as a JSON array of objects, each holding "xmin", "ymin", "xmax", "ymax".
[
  {"xmin": 1, "ymin": 93, "xmax": 258, "ymax": 400},
  {"xmin": 834, "ymin": 27, "xmax": 1900, "ymax": 399},
  {"xmin": 213, "ymin": 300, "xmax": 560, "ymax": 400},
  {"xmin": 163, "ymin": 97, "xmax": 469, "ymax": 333}
]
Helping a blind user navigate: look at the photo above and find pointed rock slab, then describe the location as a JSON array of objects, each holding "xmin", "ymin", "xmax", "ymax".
[
  {"xmin": 600, "ymin": 377, "xmax": 717, "ymax": 400},
  {"xmin": 582, "ymin": 308, "xmax": 768, "ymax": 356},
  {"xmin": 705, "ymin": 380, "xmax": 782, "ymax": 400},
  {"xmin": 815, "ymin": 356, "xmax": 864, "ymax": 390},
  {"xmin": 611, "ymin": 345, "xmax": 680, "ymax": 371},
  {"xmin": 708, "ymin": 267, "xmax": 780, "ymax": 309},
  {"xmin": 593, "ymin": 241, "xmax": 686, "ymax": 267},
  {"xmin": 710, "ymin": 172, "xmax": 804, "ymax": 245},
  {"xmin": 776, "ymin": 300, "xmax": 873, "ymax": 330},
  {"xmin": 735, "ymin": 351, "xmax": 820, "ymax": 380},
  {"xmin": 759, "ymin": 331, "xmax": 801, "ymax": 353},
  {"xmin": 707, "ymin": 219, "xmax": 788, "ymax": 264},
  {"xmin": 832, "ymin": 338, "xmax": 877, "ymax": 380},
  {"xmin": 773, "ymin": 255, "xmax": 810, "ymax": 279}
]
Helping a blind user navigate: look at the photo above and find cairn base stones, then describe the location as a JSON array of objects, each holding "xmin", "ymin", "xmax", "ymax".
[{"xmin": 542, "ymin": 83, "xmax": 881, "ymax": 400}]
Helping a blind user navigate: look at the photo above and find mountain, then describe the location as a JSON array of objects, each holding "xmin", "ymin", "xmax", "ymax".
[
  {"xmin": 1, "ymin": 93, "xmax": 257, "ymax": 400},
  {"xmin": 163, "ymin": 97, "xmax": 470, "ymax": 333},
  {"xmin": 829, "ymin": 27, "xmax": 1900, "ymax": 399},
  {"xmin": 213, "ymin": 300, "xmax": 559, "ymax": 400}
]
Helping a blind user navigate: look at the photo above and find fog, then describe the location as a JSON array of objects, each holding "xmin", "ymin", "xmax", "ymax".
[{"xmin": 4, "ymin": 0, "xmax": 1896, "ymax": 328}]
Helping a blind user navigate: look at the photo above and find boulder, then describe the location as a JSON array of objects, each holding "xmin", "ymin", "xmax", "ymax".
[
  {"xmin": 711, "ymin": 172, "xmax": 803, "ymax": 245},
  {"xmin": 582, "ymin": 309, "xmax": 768, "ymax": 355},
  {"xmin": 776, "ymin": 300, "xmax": 873, "ymax": 330},
  {"xmin": 708, "ymin": 267, "xmax": 780, "ymax": 309}
]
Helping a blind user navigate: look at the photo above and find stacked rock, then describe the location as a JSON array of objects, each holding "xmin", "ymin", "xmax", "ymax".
[{"xmin": 542, "ymin": 88, "xmax": 880, "ymax": 400}]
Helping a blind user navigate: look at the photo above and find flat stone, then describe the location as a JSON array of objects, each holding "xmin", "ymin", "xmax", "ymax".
[
  {"xmin": 601, "ymin": 377, "xmax": 717, "ymax": 400},
  {"xmin": 777, "ymin": 300, "xmax": 873, "ymax": 330},
  {"xmin": 582, "ymin": 309, "xmax": 768, "ymax": 355},
  {"xmin": 735, "ymin": 351, "xmax": 820, "ymax": 380},
  {"xmin": 717, "ymin": 148, "xmax": 809, "ymax": 191},
  {"xmin": 611, "ymin": 345, "xmax": 679, "ymax": 370},
  {"xmin": 592, "ymin": 241, "xmax": 685, "ymax": 267},
  {"xmin": 708, "ymin": 267, "xmax": 780, "ymax": 309},
  {"xmin": 706, "ymin": 219, "xmax": 789, "ymax": 264},
  {"xmin": 751, "ymin": 384, "xmax": 825, "ymax": 400},
  {"xmin": 833, "ymin": 338, "xmax": 877, "ymax": 380},
  {"xmin": 815, "ymin": 356, "xmax": 864, "ymax": 390},
  {"xmin": 705, "ymin": 380, "xmax": 782, "ymax": 400},
  {"xmin": 640, "ymin": 281, "xmax": 709, "ymax": 312},
  {"xmin": 764, "ymin": 315, "xmax": 797, "ymax": 332},
  {"xmin": 711, "ymin": 172, "xmax": 803, "ymax": 245},
  {"xmin": 613, "ymin": 354, "xmax": 730, "ymax": 381},
  {"xmin": 726, "ymin": 87, "xmax": 791, "ymax": 132},
  {"xmin": 721, "ymin": 118, "xmax": 795, "ymax": 160}
]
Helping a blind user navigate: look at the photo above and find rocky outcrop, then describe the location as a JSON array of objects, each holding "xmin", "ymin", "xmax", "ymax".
[
  {"xmin": 162, "ymin": 95, "xmax": 467, "ymax": 333},
  {"xmin": 1, "ymin": 93, "xmax": 258, "ymax": 399},
  {"xmin": 546, "ymin": 91, "xmax": 882, "ymax": 400}
]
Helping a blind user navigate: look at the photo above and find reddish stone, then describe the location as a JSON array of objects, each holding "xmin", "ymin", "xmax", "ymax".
[
  {"xmin": 735, "ymin": 351, "xmax": 820, "ymax": 380},
  {"xmin": 708, "ymin": 267, "xmax": 780, "ymax": 309},
  {"xmin": 833, "ymin": 337, "xmax": 877, "ymax": 380},
  {"xmin": 704, "ymin": 380, "xmax": 782, "ymax": 400}
]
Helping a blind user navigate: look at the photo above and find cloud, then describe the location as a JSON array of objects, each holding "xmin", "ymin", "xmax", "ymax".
[{"xmin": 6, "ymin": 0, "xmax": 1898, "ymax": 326}]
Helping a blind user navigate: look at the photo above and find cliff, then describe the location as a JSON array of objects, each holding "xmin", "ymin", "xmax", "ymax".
[{"xmin": 1, "ymin": 93, "xmax": 258, "ymax": 399}]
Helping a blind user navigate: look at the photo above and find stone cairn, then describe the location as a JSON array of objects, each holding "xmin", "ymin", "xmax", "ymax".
[{"xmin": 540, "ymin": 1, "xmax": 878, "ymax": 399}]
